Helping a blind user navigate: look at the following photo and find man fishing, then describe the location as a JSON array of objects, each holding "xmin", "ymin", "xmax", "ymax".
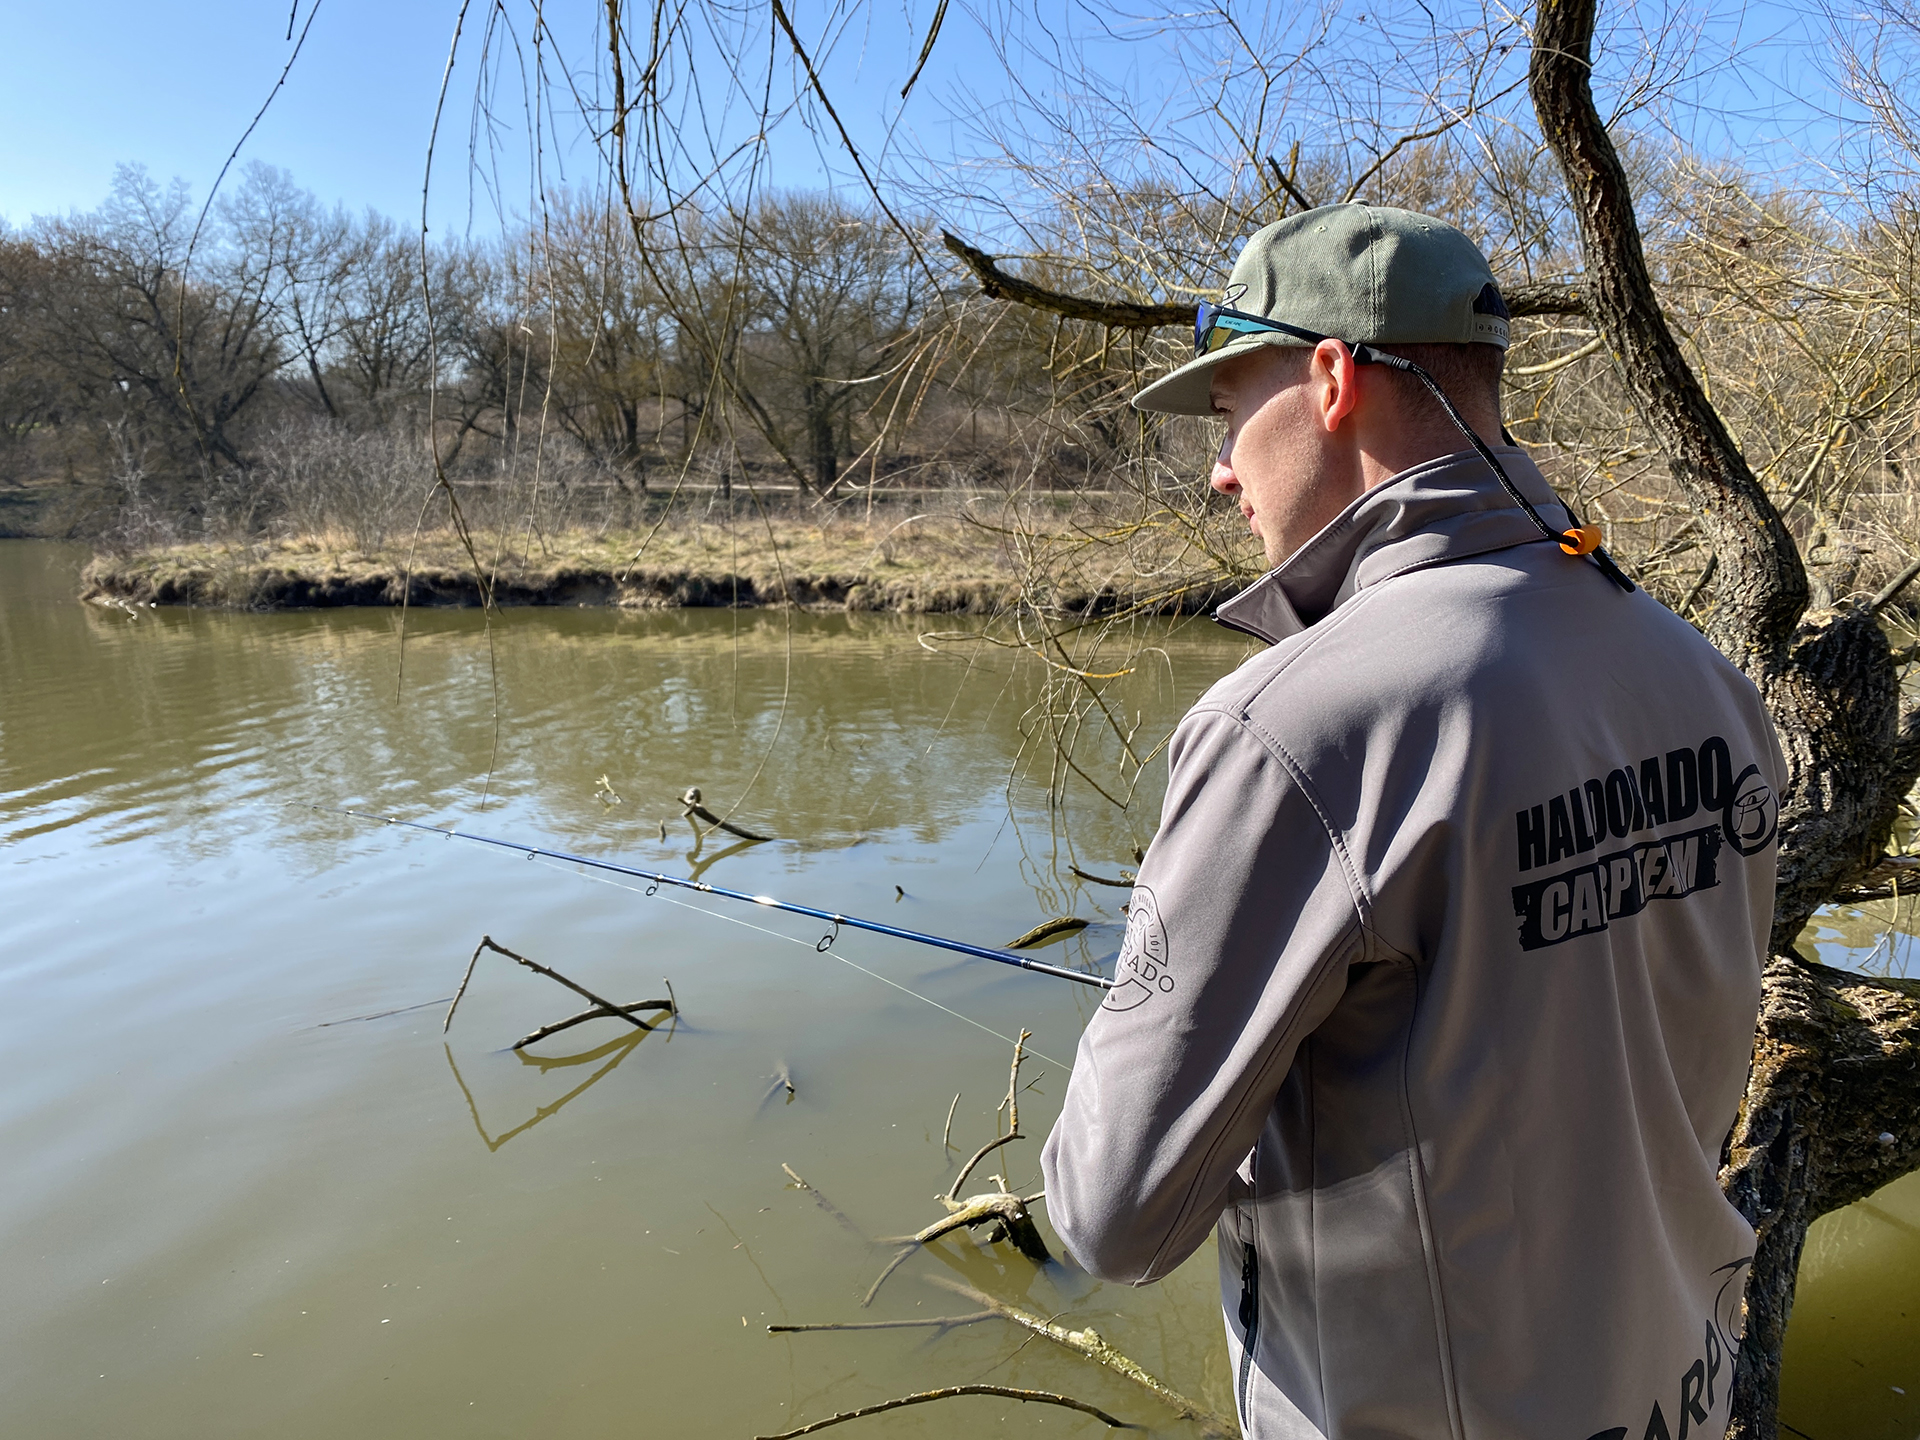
[{"xmin": 1041, "ymin": 204, "xmax": 1782, "ymax": 1440}]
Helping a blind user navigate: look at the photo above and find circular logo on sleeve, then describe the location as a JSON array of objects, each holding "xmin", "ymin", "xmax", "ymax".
[
  {"xmin": 1722, "ymin": 765, "xmax": 1778, "ymax": 856},
  {"xmin": 1101, "ymin": 886, "xmax": 1173, "ymax": 1012}
]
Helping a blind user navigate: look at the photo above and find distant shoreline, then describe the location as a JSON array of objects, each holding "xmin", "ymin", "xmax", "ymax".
[{"xmin": 78, "ymin": 530, "xmax": 1239, "ymax": 617}]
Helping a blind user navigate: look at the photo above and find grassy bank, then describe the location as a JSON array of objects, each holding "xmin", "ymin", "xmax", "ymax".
[{"xmin": 79, "ymin": 514, "xmax": 1241, "ymax": 616}]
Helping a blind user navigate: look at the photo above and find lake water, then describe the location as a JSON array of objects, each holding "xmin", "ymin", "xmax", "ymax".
[{"xmin": 0, "ymin": 540, "xmax": 1912, "ymax": 1438}]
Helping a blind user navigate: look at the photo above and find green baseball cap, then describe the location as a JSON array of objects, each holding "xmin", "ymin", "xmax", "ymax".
[{"xmin": 1132, "ymin": 203, "xmax": 1510, "ymax": 415}]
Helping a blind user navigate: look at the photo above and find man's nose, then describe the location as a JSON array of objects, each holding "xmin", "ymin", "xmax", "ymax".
[{"xmin": 1209, "ymin": 438, "xmax": 1238, "ymax": 496}]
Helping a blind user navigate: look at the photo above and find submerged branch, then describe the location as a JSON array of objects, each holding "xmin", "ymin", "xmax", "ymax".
[
  {"xmin": 929, "ymin": 1276, "xmax": 1240, "ymax": 1438},
  {"xmin": 511, "ymin": 998, "xmax": 672, "ymax": 1050},
  {"xmin": 445, "ymin": 936, "xmax": 674, "ymax": 1047},
  {"xmin": 754, "ymin": 1384, "xmax": 1130, "ymax": 1439},
  {"xmin": 1005, "ymin": 917, "xmax": 1088, "ymax": 948},
  {"xmin": 768, "ymin": 1312, "xmax": 994, "ymax": 1333},
  {"xmin": 681, "ymin": 786, "xmax": 773, "ymax": 843}
]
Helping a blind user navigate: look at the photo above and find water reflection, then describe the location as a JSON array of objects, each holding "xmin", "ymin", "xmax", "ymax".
[
  {"xmin": 5, "ymin": 538, "xmax": 1915, "ymax": 1438},
  {"xmin": 1, "ymin": 541, "xmax": 1239, "ymax": 1438},
  {"xmin": 1785, "ymin": 894, "xmax": 1920, "ymax": 1438},
  {"xmin": 446, "ymin": 1028, "xmax": 661, "ymax": 1153}
]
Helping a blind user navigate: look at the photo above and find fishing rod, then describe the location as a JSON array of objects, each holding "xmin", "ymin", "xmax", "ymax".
[{"xmin": 321, "ymin": 806, "xmax": 1113, "ymax": 991}]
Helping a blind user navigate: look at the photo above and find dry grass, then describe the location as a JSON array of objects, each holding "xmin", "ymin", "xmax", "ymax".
[{"xmin": 78, "ymin": 501, "xmax": 1242, "ymax": 616}]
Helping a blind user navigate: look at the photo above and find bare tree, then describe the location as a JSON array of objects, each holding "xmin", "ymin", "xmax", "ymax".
[
  {"xmin": 725, "ymin": 193, "xmax": 924, "ymax": 493},
  {"xmin": 33, "ymin": 165, "xmax": 287, "ymax": 471},
  {"xmin": 516, "ymin": 193, "xmax": 673, "ymax": 481}
]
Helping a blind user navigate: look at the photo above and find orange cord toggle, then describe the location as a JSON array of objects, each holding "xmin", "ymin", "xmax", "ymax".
[{"xmin": 1559, "ymin": 524, "xmax": 1603, "ymax": 556}]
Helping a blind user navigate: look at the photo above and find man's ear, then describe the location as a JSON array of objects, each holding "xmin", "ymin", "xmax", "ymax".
[{"xmin": 1314, "ymin": 339, "xmax": 1360, "ymax": 433}]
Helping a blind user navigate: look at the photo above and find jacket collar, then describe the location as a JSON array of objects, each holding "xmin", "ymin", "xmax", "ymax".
[{"xmin": 1212, "ymin": 446, "xmax": 1574, "ymax": 645}]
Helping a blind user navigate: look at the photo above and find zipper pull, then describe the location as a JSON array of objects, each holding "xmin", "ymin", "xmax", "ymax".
[{"xmin": 1238, "ymin": 1239, "xmax": 1259, "ymax": 1331}]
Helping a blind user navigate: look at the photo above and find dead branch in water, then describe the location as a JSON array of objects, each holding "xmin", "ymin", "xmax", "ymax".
[
  {"xmin": 763, "ymin": 1064, "xmax": 797, "ymax": 1105},
  {"xmin": 768, "ymin": 1312, "xmax": 994, "ymax": 1333},
  {"xmin": 782, "ymin": 1163, "xmax": 869, "ymax": 1245},
  {"xmin": 1070, "ymin": 863, "xmax": 1136, "ymax": 888},
  {"xmin": 945, "ymin": 1029, "xmax": 1033, "ymax": 1199},
  {"xmin": 1005, "ymin": 917, "xmax": 1088, "ymax": 948},
  {"xmin": 928, "ymin": 1276, "xmax": 1239, "ymax": 1439},
  {"xmin": 1004, "ymin": 1030, "xmax": 1028, "ymax": 1133},
  {"xmin": 867, "ymin": 1031, "xmax": 1048, "ymax": 1304},
  {"xmin": 946, "ymin": 1134, "xmax": 1020, "ymax": 1199},
  {"xmin": 941, "ymin": 1091, "xmax": 961, "ymax": 1150},
  {"xmin": 681, "ymin": 785, "xmax": 773, "ymax": 842},
  {"xmin": 885, "ymin": 1192, "xmax": 1051, "ymax": 1260},
  {"xmin": 754, "ymin": 1383, "xmax": 1131, "ymax": 1438},
  {"xmin": 444, "ymin": 936, "xmax": 675, "ymax": 1048},
  {"xmin": 510, "ymin": 997, "xmax": 673, "ymax": 1050},
  {"xmin": 862, "ymin": 1244, "xmax": 923, "ymax": 1307}
]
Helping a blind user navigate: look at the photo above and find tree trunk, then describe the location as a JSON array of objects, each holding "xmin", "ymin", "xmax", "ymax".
[
  {"xmin": 806, "ymin": 379, "xmax": 838, "ymax": 494},
  {"xmin": 1529, "ymin": 4, "xmax": 1920, "ymax": 1435}
]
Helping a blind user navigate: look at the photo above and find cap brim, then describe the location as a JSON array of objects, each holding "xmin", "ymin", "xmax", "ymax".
[{"xmin": 1130, "ymin": 332, "xmax": 1304, "ymax": 415}]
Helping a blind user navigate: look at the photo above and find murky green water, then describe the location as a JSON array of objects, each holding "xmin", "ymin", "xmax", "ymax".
[{"xmin": 1, "ymin": 540, "xmax": 1912, "ymax": 1438}]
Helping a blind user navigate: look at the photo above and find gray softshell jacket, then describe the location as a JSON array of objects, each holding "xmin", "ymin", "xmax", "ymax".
[{"xmin": 1041, "ymin": 447, "xmax": 1780, "ymax": 1440}]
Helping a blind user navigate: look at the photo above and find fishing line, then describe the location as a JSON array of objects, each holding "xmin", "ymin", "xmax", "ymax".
[
  {"xmin": 536, "ymin": 858, "xmax": 1072, "ymax": 1070},
  {"xmin": 321, "ymin": 806, "xmax": 1106, "ymax": 989}
]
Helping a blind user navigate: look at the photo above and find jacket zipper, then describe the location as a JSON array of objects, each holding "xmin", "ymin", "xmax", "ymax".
[{"xmin": 1236, "ymin": 1162, "xmax": 1260, "ymax": 1430}]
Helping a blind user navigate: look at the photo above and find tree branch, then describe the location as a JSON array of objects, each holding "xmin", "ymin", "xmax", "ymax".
[
  {"xmin": 1868, "ymin": 554, "xmax": 1920, "ymax": 615},
  {"xmin": 940, "ymin": 232, "xmax": 1194, "ymax": 329},
  {"xmin": 942, "ymin": 231, "xmax": 1587, "ymax": 331},
  {"xmin": 1530, "ymin": 0, "xmax": 1807, "ymax": 667}
]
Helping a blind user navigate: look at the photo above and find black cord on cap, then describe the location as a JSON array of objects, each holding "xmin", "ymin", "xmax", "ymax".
[{"xmin": 1350, "ymin": 344, "xmax": 1636, "ymax": 593}]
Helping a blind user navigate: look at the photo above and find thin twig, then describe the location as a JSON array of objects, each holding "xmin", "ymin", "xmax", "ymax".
[
  {"xmin": 320, "ymin": 996, "xmax": 454, "ymax": 1028},
  {"xmin": 862, "ymin": 1245, "xmax": 919, "ymax": 1307},
  {"xmin": 929, "ymin": 1277, "xmax": 1239, "ymax": 1438},
  {"xmin": 897, "ymin": 0, "xmax": 949, "ymax": 99},
  {"xmin": 940, "ymin": 232, "xmax": 1193, "ymax": 329},
  {"xmin": 1265, "ymin": 146, "xmax": 1315, "ymax": 211},
  {"xmin": 511, "ymin": 998, "xmax": 672, "ymax": 1050},
  {"xmin": 1006, "ymin": 1029, "xmax": 1029, "ymax": 1134},
  {"xmin": 444, "ymin": 939, "xmax": 488, "ymax": 1032},
  {"xmin": 941, "ymin": 1092, "xmax": 961, "ymax": 1151},
  {"xmin": 768, "ymin": 1312, "xmax": 993, "ymax": 1333},
  {"xmin": 681, "ymin": 786, "xmax": 773, "ymax": 842},
  {"xmin": 947, "ymin": 1133, "xmax": 1021, "ymax": 1201},
  {"xmin": 782, "ymin": 1164, "xmax": 868, "ymax": 1244},
  {"xmin": 754, "ymin": 1384, "xmax": 1130, "ymax": 1439},
  {"xmin": 1869, "ymin": 554, "xmax": 1920, "ymax": 614},
  {"xmin": 446, "ymin": 936, "xmax": 661, "ymax": 1040}
]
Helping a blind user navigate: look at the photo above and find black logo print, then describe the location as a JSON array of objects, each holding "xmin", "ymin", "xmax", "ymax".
[
  {"xmin": 1513, "ymin": 826, "xmax": 1723, "ymax": 952},
  {"xmin": 1103, "ymin": 885, "xmax": 1174, "ymax": 1012},
  {"xmin": 1722, "ymin": 766, "xmax": 1777, "ymax": 857}
]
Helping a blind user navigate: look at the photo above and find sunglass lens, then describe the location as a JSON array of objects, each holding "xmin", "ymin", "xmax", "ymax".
[{"xmin": 1193, "ymin": 301, "xmax": 1219, "ymax": 357}]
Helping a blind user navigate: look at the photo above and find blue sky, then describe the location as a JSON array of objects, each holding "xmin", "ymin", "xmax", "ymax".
[
  {"xmin": 0, "ymin": 0, "xmax": 1872, "ymax": 235},
  {"xmin": 0, "ymin": 0, "xmax": 987, "ymax": 232}
]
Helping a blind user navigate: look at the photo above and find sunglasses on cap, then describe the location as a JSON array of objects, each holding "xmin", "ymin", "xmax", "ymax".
[{"xmin": 1194, "ymin": 302, "xmax": 1330, "ymax": 357}]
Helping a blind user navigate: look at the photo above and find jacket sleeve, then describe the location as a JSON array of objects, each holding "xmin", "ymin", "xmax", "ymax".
[{"xmin": 1040, "ymin": 703, "xmax": 1364, "ymax": 1284}]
